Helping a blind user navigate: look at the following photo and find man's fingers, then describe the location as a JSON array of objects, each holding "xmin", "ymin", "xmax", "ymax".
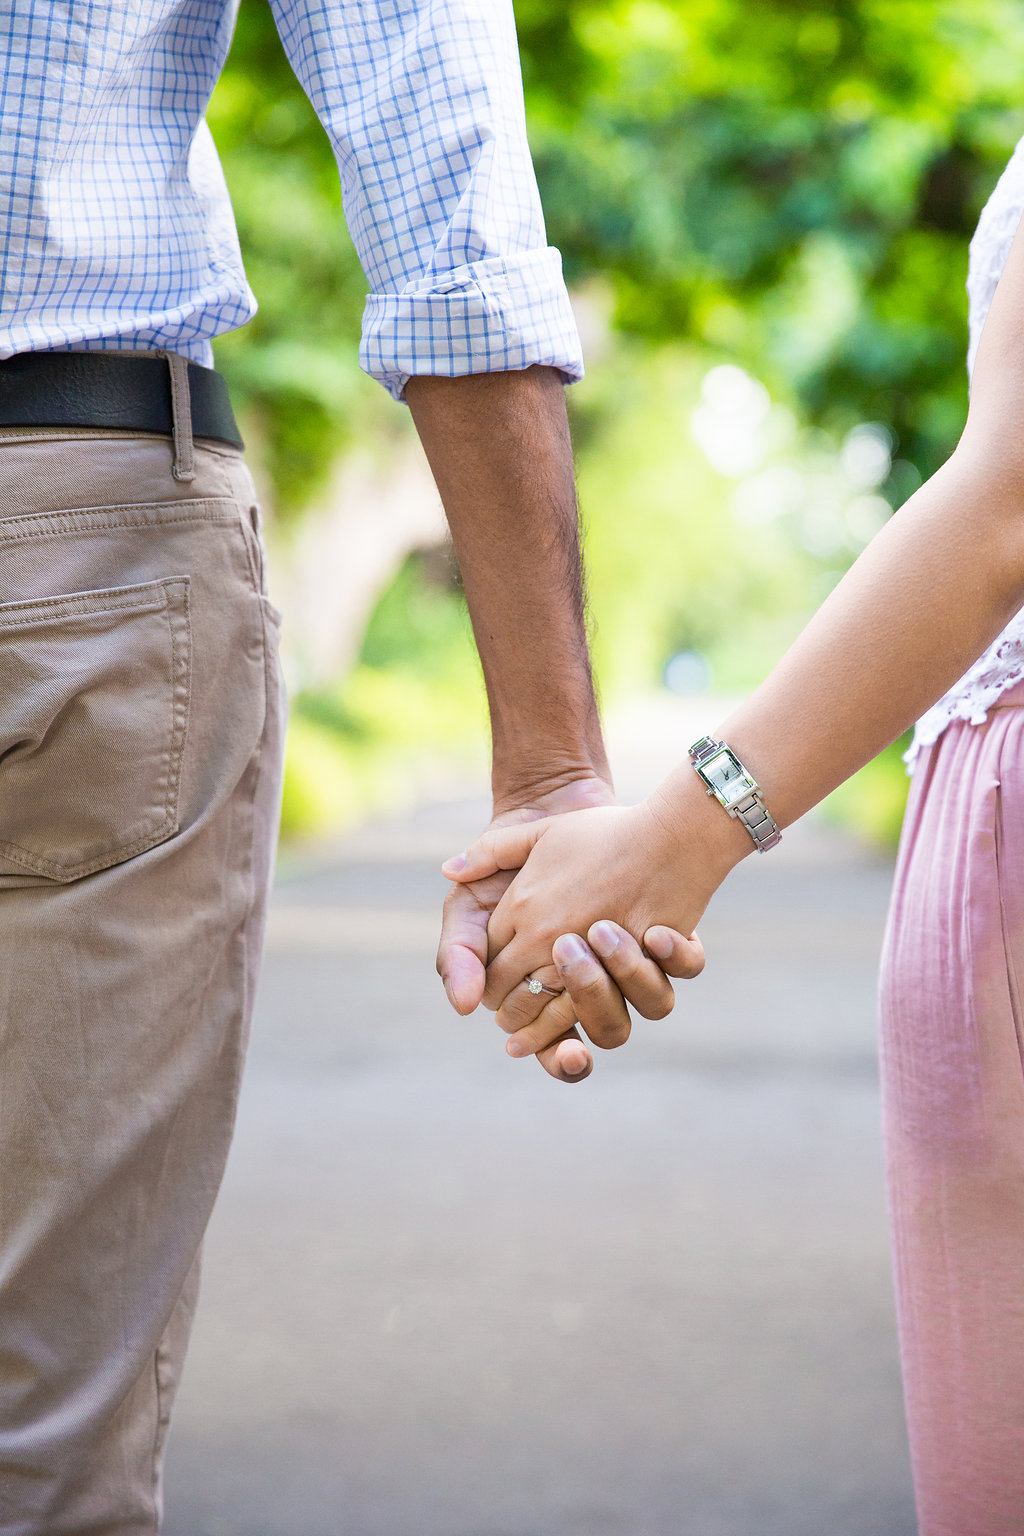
[
  {"xmin": 436, "ymin": 870, "xmax": 514, "ymax": 1014},
  {"xmin": 536, "ymin": 1029, "xmax": 594, "ymax": 1083},
  {"xmin": 587, "ymin": 921, "xmax": 677, "ymax": 1019},
  {"xmin": 551, "ymin": 933, "xmax": 631, "ymax": 1050},
  {"xmin": 442, "ymin": 819, "xmax": 551, "ymax": 883},
  {"xmin": 642, "ymin": 925, "xmax": 706, "ymax": 979}
]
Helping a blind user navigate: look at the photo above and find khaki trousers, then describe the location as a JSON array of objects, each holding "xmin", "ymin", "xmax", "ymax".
[{"xmin": 0, "ymin": 429, "xmax": 286, "ymax": 1533}]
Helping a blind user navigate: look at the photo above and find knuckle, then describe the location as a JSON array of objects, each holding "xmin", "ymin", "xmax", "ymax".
[
  {"xmin": 591, "ymin": 1020, "xmax": 630, "ymax": 1050},
  {"xmin": 570, "ymin": 969, "xmax": 610, "ymax": 1000},
  {"xmin": 544, "ymin": 995, "xmax": 578, "ymax": 1029},
  {"xmin": 610, "ymin": 951, "xmax": 645, "ymax": 985},
  {"xmin": 496, "ymin": 1001, "xmax": 531, "ymax": 1032},
  {"xmin": 578, "ymin": 1002, "xmax": 626, "ymax": 1039}
]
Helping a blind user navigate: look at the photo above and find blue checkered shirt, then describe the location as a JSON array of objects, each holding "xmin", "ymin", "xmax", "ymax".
[{"xmin": 0, "ymin": 1, "xmax": 583, "ymax": 399}]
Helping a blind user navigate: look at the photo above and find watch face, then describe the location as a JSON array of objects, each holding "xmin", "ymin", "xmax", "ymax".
[{"xmin": 702, "ymin": 748, "xmax": 755, "ymax": 807}]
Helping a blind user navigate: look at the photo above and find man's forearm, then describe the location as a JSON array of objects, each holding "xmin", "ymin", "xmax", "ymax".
[{"xmin": 406, "ymin": 366, "xmax": 610, "ymax": 810}]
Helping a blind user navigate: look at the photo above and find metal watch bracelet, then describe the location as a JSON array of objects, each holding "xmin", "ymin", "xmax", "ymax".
[{"xmin": 688, "ymin": 736, "xmax": 782, "ymax": 854}]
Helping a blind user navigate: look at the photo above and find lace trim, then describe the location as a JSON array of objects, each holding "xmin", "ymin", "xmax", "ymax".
[{"xmin": 905, "ymin": 611, "xmax": 1024, "ymax": 771}]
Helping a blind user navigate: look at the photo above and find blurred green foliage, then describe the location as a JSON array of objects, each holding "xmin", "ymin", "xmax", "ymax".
[
  {"xmin": 280, "ymin": 555, "xmax": 489, "ymax": 839},
  {"xmin": 214, "ymin": 0, "xmax": 1024, "ymax": 513},
  {"xmin": 569, "ymin": 343, "xmax": 820, "ymax": 694},
  {"xmin": 208, "ymin": 0, "xmax": 1024, "ymax": 845},
  {"xmin": 822, "ymin": 732, "xmax": 915, "ymax": 848},
  {"xmin": 519, "ymin": 0, "xmax": 1024, "ymax": 482}
]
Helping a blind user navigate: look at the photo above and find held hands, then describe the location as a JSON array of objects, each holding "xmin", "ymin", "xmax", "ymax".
[
  {"xmin": 441, "ymin": 792, "xmax": 724, "ymax": 1076},
  {"xmin": 435, "ymin": 773, "xmax": 622, "ymax": 1083}
]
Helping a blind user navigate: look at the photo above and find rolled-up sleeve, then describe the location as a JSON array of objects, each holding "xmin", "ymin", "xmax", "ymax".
[{"xmin": 267, "ymin": 0, "xmax": 585, "ymax": 399}]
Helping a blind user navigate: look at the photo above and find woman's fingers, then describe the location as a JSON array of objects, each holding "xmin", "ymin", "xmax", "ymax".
[
  {"xmin": 442, "ymin": 819, "xmax": 552, "ymax": 883},
  {"xmin": 494, "ymin": 964, "xmax": 558, "ymax": 1035},
  {"xmin": 505, "ymin": 984, "xmax": 590, "ymax": 1060},
  {"xmin": 483, "ymin": 934, "xmax": 543, "ymax": 1009},
  {"xmin": 587, "ymin": 921, "xmax": 677, "ymax": 1019},
  {"xmin": 643, "ymin": 925, "xmax": 706, "ymax": 979}
]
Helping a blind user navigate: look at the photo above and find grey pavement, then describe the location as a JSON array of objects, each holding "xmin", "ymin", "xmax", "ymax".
[{"xmin": 162, "ymin": 734, "xmax": 916, "ymax": 1536}]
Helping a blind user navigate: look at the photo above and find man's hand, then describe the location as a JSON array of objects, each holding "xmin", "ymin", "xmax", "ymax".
[
  {"xmin": 406, "ymin": 366, "xmax": 696, "ymax": 1079},
  {"xmin": 492, "ymin": 920, "xmax": 705, "ymax": 1067},
  {"xmin": 438, "ymin": 774, "xmax": 611, "ymax": 1084}
]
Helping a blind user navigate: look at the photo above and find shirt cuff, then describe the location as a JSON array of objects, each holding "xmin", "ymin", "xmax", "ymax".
[{"xmin": 359, "ymin": 246, "xmax": 585, "ymax": 401}]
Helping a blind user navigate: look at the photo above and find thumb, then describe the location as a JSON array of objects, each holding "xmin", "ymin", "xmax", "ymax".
[
  {"xmin": 441, "ymin": 818, "xmax": 551, "ymax": 882},
  {"xmin": 642, "ymin": 926, "xmax": 706, "ymax": 980}
]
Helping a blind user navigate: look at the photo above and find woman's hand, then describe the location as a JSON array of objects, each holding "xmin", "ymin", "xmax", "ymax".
[{"xmin": 442, "ymin": 786, "xmax": 745, "ymax": 1065}]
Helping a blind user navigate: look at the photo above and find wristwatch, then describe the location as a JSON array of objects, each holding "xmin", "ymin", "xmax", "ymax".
[{"xmin": 688, "ymin": 735, "xmax": 782, "ymax": 853}]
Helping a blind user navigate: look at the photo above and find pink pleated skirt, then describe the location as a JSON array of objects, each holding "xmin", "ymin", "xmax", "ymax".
[{"xmin": 880, "ymin": 677, "xmax": 1024, "ymax": 1536}]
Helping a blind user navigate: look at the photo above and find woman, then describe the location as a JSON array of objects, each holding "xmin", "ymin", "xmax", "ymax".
[{"xmin": 443, "ymin": 144, "xmax": 1024, "ymax": 1535}]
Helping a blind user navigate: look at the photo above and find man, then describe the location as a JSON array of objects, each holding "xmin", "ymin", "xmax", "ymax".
[{"xmin": 0, "ymin": 1, "xmax": 682, "ymax": 1529}]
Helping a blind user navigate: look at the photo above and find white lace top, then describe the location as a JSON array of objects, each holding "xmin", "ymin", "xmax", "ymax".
[{"xmin": 906, "ymin": 135, "xmax": 1024, "ymax": 770}]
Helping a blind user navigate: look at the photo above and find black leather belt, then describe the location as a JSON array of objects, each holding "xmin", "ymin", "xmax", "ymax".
[{"xmin": 0, "ymin": 351, "xmax": 244, "ymax": 449}]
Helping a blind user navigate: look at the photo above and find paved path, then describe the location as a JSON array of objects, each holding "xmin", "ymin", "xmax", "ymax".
[{"xmin": 163, "ymin": 727, "xmax": 916, "ymax": 1536}]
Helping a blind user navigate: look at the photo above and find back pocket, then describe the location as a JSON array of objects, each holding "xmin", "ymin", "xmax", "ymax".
[{"xmin": 0, "ymin": 577, "xmax": 191, "ymax": 882}]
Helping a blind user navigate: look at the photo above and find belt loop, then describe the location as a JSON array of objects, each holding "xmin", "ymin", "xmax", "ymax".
[{"xmin": 163, "ymin": 351, "xmax": 195, "ymax": 483}]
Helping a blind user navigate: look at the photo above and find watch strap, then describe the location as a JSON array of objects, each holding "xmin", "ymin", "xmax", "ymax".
[
  {"xmin": 689, "ymin": 735, "xmax": 720, "ymax": 767},
  {"xmin": 688, "ymin": 735, "xmax": 782, "ymax": 854},
  {"xmin": 732, "ymin": 790, "xmax": 782, "ymax": 853}
]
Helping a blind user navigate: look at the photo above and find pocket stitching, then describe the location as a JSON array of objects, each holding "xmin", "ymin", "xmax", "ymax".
[
  {"xmin": 0, "ymin": 577, "xmax": 192, "ymax": 881},
  {"xmin": 0, "ymin": 585, "xmax": 170, "ymax": 626},
  {"xmin": 0, "ymin": 500, "xmax": 238, "ymax": 543}
]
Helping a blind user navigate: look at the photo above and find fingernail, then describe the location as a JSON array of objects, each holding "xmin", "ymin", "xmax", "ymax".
[
  {"xmin": 506, "ymin": 1038, "xmax": 527, "ymax": 1058},
  {"xmin": 645, "ymin": 927, "xmax": 673, "ymax": 961},
  {"xmin": 561, "ymin": 1046, "xmax": 592, "ymax": 1080},
  {"xmin": 442, "ymin": 851, "xmax": 468, "ymax": 875},
  {"xmin": 553, "ymin": 933, "xmax": 588, "ymax": 967},
  {"xmin": 590, "ymin": 921, "xmax": 619, "ymax": 959}
]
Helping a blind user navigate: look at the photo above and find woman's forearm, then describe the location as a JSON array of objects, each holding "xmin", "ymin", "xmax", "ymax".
[
  {"xmin": 715, "ymin": 444, "xmax": 1024, "ymax": 825},
  {"xmin": 652, "ymin": 445, "xmax": 1024, "ymax": 889},
  {"xmin": 653, "ymin": 213, "xmax": 1024, "ymax": 884}
]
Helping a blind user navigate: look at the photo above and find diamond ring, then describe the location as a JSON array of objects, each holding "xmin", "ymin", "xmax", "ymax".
[{"xmin": 525, "ymin": 975, "xmax": 563, "ymax": 998}]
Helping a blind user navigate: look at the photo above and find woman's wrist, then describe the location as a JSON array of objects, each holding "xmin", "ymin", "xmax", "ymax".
[{"xmin": 646, "ymin": 759, "xmax": 755, "ymax": 904}]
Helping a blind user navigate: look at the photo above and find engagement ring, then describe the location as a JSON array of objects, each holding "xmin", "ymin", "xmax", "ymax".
[{"xmin": 525, "ymin": 976, "xmax": 562, "ymax": 998}]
